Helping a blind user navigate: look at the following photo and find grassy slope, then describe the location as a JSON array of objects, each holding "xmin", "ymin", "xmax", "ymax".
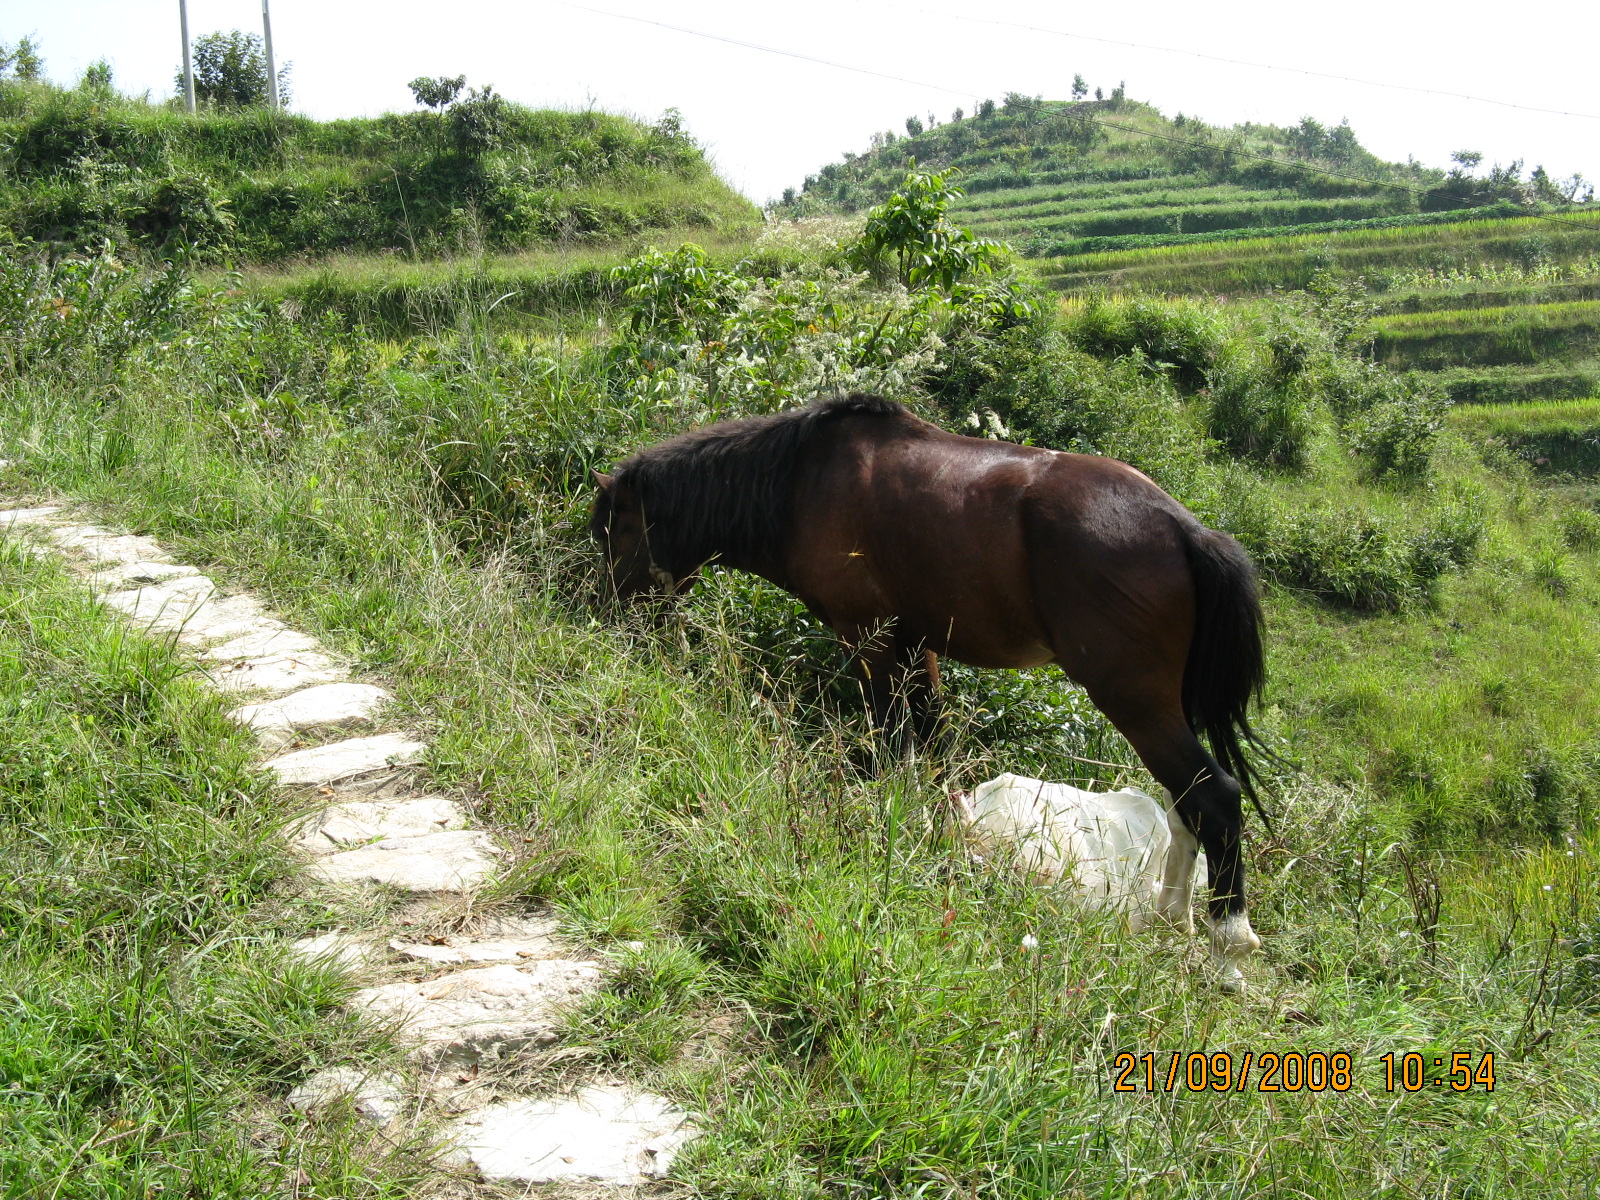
[
  {"xmin": 0, "ymin": 537, "xmax": 426, "ymax": 1197},
  {"xmin": 6, "ymin": 236, "xmax": 1600, "ymax": 1191},
  {"xmin": 782, "ymin": 95, "xmax": 1598, "ymax": 405},
  {"xmin": 0, "ymin": 80, "xmax": 759, "ymax": 261},
  {"xmin": 8, "ymin": 382, "xmax": 1600, "ymax": 1198}
]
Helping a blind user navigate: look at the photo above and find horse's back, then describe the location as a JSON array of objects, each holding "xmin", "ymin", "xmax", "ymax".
[{"xmin": 786, "ymin": 413, "xmax": 1197, "ymax": 671}]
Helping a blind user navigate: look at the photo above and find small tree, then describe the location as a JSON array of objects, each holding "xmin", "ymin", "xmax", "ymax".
[
  {"xmin": 849, "ymin": 168, "xmax": 1005, "ymax": 290},
  {"xmin": 977, "ymin": 98, "xmax": 995, "ymax": 119},
  {"xmin": 1071, "ymin": 74, "xmax": 1088, "ymax": 101},
  {"xmin": 0, "ymin": 37, "xmax": 44, "ymax": 81},
  {"xmin": 78, "ymin": 58, "xmax": 114, "ymax": 97},
  {"xmin": 448, "ymin": 85, "xmax": 509, "ymax": 155},
  {"xmin": 1450, "ymin": 149, "xmax": 1484, "ymax": 176},
  {"xmin": 408, "ymin": 74, "xmax": 466, "ymax": 110},
  {"xmin": 905, "ymin": 114, "xmax": 924, "ymax": 137},
  {"xmin": 951, "ymin": 107, "xmax": 964, "ymax": 122},
  {"xmin": 181, "ymin": 30, "xmax": 291, "ymax": 108}
]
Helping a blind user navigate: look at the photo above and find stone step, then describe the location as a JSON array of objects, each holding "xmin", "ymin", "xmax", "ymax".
[
  {"xmin": 101, "ymin": 575, "xmax": 217, "ymax": 625},
  {"xmin": 290, "ymin": 795, "xmax": 468, "ymax": 855},
  {"xmin": 451, "ymin": 1086, "xmax": 698, "ymax": 1184},
  {"xmin": 49, "ymin": 526, "xmax": 173, "ymax": 565},
  {"xmin": 89, "ymin": 561, "xmax": 202, "ymax": 590},
  {"xmin": 267, "ymin": 733, "xmax": 427, "ymax": 786},
  {"xmin": 288, "ymin": 1067, "xmax": 407, "ymax": 1125},
  {"xmin": 204, "ymin": 627, "xmax": 321, "ymax": 662},
  {"xmin": 389, "ymin": 934, "xmax": 566, "ymax": 965},
  {"xmin": 348, "ymin": 960, "xmax": 602, "ymax": 1067},
  {"xmin": 0, "ymin": 506, "xmax": 62, "ymax": 527},
  {"xmin": 308, "ymin": 829, "xmax": 501, "ymax": 893},
  {"xmin": 208, "ymin": 649, "xmax": 348, "ymax": 697},
  {"xmin": 229, "ymin": 681, "xmax": 391, "ymax": 748}
]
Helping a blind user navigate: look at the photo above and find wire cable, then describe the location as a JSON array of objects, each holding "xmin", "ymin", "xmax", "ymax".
[
  {"xmin": 875, "ymin": 1, "xmax": 1600, "ymax": 123},
  {"xmin": 539, "ymin": 0, "xmax": 1600, "ymax": 232}
]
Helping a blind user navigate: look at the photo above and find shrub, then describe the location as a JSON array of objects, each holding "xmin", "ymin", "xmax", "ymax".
[
  {"xmin": 1204, "ymin": 344, "xmax": 1320, "ymax": 470},
  {"xmin": 1064, "ymin": 293, "xmax": 1228, "ymax": 392},
  {"xmin": 1346, "ymin": 388, "xmax": 1446, "ymax": 482},
  {"xmin": 1559, "ymin": 506, "xmax": 1600, "ymax": 551}
]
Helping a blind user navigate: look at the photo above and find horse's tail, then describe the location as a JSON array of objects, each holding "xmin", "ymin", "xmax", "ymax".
[{"xmin": 1177, "ymin": 521, "xmax": 1273, "ymax": 827}]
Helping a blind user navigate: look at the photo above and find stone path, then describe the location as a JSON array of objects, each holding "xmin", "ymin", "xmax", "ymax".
[{"xmin": 0, "ymin": 504, "xmax": 699, "ymax": 1190}]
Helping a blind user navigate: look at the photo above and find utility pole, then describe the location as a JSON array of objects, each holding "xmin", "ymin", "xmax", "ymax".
[
  {"xmin": 178, "ymin": 0, "xmax": 195, "ymax": 113},
  {"xmin": 262, "ymin": 0, "xmax": 279, "ymax": 110}
]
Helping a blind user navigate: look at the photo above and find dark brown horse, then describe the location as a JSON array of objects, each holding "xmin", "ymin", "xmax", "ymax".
[{"xmin": 591, "ymin": 393, "xmax": 1267, "ymax": 989}]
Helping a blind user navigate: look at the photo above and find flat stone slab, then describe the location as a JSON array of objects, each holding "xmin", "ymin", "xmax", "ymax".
[
  {"xmin": 49, "ymin": 527, "xmax": 173, "ymax": 565},
  {"xmin": 207, "ymin": 649, "xmax": 348, "ymax": 696},
  {"xmin": 228, "ymin": 682, "xmax": 391, "ymax": 747},
  {"xmin": 267, "ymin": 734, "xmax": 427, "ymax": 786},
  {"xmin": 0, "ymin": 506, "xmax": 62, "ymax": 527},
  {"xmin": 177, "ymin": 611, "xmax": 288, "ymax": 649},
  {"xmin": 90, "ymin": 560, "xmax": 201, "ymax": 590},
  {"xmin": 204, "ymin": 626, "xmax": 321, "ymax": 662},
  {"xmin": 101, "ymin": 575, "xmax": 216, "ymax": 626},
  {"xmin": 288, "ymin": 930, "xmax": 380, "ymax": 970},
  {"xmin": 307, "ymin": 829, "xmax": 501, "ymax": 893},
  {"xmin": 349, "ymin": 961, "xmax": 602, "ymax": 1067},
  {"xmin": 389, "ymin": 933, "xmax": 565, "ymax": 965},
  {"xmin": 454, "ymin": 1086, "xmax": 698, "ymax": 1183},
  {"xmin": 288, "ymin": 1067, "xmax": 406, "ymax": 1125},
  {"xmin": 291, "ymin": 795, "xmax": 468, "ymax": 855}
]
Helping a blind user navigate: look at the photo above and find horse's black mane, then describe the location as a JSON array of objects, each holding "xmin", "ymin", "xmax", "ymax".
[{"xmin": 606, "ymin": 393, "xmax": 906, "ymax": 575}]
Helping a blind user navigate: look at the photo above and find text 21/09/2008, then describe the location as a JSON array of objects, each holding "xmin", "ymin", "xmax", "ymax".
[{"xmin": 1111, "ymin": 1051, "xmax": 1495, "ymax": 1093}]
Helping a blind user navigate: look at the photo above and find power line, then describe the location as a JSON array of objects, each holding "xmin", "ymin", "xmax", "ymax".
[
  {"xmin": 875, "ymin": 1, "xmax": 1600, "ymax": 123},
  {"xmin": 541, "ymin": 0, "xmax": 1600, "ymax": 232}
]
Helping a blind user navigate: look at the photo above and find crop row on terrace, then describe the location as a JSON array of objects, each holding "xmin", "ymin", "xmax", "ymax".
[
  {"xmin": 972, "ymin": 194, "xmax": 1413, "ymax": 242},
  {"xmin": 957, "ymin": 183, "xmax": 1366, "ymax": 225},
  {"xmin": 1372, "ymin": 301, "xmax": 1600, "ymax": 371},
  {"xmin": 1038, "ymin": 210, "xmax": 1600, "ymax": 295}
]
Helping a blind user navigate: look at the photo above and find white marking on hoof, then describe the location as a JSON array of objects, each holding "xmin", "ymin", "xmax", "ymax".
[{"xmin": 1209, "ymin": 912, "xmax": 1260, "ymax": 993}]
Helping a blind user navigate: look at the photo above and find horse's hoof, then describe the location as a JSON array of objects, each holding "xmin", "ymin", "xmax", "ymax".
[{"xmin": 1208, "ymin": 912, "xmax": 1260, "ymax": 994}]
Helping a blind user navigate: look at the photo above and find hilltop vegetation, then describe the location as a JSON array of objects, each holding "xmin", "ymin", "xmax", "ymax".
[
  {"xmin": 0, "ymin": 63, "xmax": 757, "ymax": 261},
  {"xmin": 780, "ymin": 92, "xmax": 1599, "ymax": 404}
]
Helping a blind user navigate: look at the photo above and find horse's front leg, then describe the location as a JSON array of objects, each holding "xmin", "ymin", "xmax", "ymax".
[{"xmin": 899, "ymin": 643, "xmax": 948, "ymax": 753}]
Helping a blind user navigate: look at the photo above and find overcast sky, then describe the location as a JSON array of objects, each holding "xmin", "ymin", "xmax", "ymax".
[{"xmin": 7, "ymin": 0, "xmax": 1599, "ymax": 204}]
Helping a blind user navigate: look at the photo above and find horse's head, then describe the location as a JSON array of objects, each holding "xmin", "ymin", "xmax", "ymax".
[{"xmin": 590, "ymin": 470, "xmax": 679, "ymax": 604}]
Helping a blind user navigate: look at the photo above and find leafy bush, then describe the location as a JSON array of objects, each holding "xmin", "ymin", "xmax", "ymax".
[
  {"xmin": 1204, "ymin": 343, "xmax": 1321, "ymax": 471},
  {"xmin": 1063, "ymin": 293, "xmax": 1227, "ymax": 391},
  {"xmin": 1346, "ymin": 389, "xmax": 1446, "ymax": 481}
]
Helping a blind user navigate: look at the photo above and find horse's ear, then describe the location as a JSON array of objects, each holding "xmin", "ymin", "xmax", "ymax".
[{"xmin": 592, "ymin": 470, "xmax": 614, "ymax": 493}]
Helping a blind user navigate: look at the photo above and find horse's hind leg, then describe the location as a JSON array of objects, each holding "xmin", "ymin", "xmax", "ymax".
[{"xmin": 1087, "ymin": 693, "xmax": 1260, "ymax": 991}]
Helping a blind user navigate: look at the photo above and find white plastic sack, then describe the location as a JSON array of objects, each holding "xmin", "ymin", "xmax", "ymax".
[{"xmin": 958, "ymin": 773, "xmax": 1172, "ymax": 918}]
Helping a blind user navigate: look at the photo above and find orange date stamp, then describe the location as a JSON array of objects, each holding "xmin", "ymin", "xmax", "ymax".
[{"xmin": 1111, "ymin": 1050, "xmax": 1495, "ymax": 1093}]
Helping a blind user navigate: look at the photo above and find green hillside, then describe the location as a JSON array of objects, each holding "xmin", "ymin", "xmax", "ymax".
[
  {"xmin": 782, "ymin": 94, "xmax": 1599, "ymax": 403},
  {"xmin": 0, "ymin": 77, "xmax": 758, "ymax": 261}
]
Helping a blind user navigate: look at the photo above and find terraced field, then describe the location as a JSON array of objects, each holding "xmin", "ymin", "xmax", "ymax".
[{"xmin": 786, "ymin": 96, "xmax": 1598, "ymax": 403}]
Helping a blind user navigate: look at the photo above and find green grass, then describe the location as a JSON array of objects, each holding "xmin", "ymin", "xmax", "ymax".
[
  {"xmin": 0, "ymin": 78, "xmax": 760, "ymax": 261},
  {"xmin": 1448, "ymin": 399, "xmax": 1600, "ymax": 475},
  {"xmin": 1039, "ymin": 210, "xmax": 1600, "ymax": 295},
  {"xmin": 7, "ymin": 234, "xmax": 1600, "ymax": 1195},
  {"xmin": 1371, "ymin": 300, "xmax": 1600, "ymax": 370},
  {"xmin": 0, "ymin": 537, "xmax": 428, "ymax": 1197}
]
